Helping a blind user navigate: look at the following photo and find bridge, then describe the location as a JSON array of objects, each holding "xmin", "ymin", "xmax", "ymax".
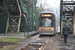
[
  {"xmin": 5, "ymin": 0, "xmax": 32, "ymax": 33},
  {"xmin": 60, "ymin": 0, "xmax": 75, "ymax": 36}
]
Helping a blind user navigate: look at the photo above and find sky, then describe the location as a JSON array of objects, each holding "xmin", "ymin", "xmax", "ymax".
[
  {"xmin": 36, "ymin": 0, "xmax": 60, "ymax": 24},
  {"xmin": 36, "ymin": 0, "xmax": 60, "ymax": 8},
  {"xmin": 36, "ymin": 0, "xmax": 60, "ymax": 16}
]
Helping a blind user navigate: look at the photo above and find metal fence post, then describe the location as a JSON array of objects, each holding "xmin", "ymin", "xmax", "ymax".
[{"xmin": 32, "ymin": 0, "xmax": 34, "ymax": 31}]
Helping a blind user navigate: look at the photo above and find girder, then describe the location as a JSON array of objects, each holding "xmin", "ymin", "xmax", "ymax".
[
  {"xmin": 60, "ymin": 0, "xmax": 75, "ymax": 35},
  {"xmin": 5, "ymin": 0, "xmax": 31, "ymax": 33}
]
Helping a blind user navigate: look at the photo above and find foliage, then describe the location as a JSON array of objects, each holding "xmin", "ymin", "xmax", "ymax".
[
  {"xmin": 34, "ymin": 0, "xmax": 37, "ymax": 5},
  {"xmin": 23, "ymin": 0, "xmax": 32, "ymax": 8},
  {"xmin": 0, "ymin": 0, "xmax": 4, "ymax": 6},
  {"xmin": 0, "ymin": 0, "xmax": 8, "ymax": 33},
  {"xmin": 33, "ymin": 1, "xmax": 40, "ymax": 30},
  {"xmin": 23, "ymin": 0, "xmax": 39, "ymax": 30},
  {"xmin": 0, "ymin": 37, "xmax": 21, "ymax": 42},
  {"xmin": 34, "ymin": 7, "xmax": 40, "ymax": 26},
  {"xmin": 0, "ymin": 0, "xmax": 40, "ymax": 32},
  {"xmin": 0, "ymin": 45, "xmax": 19, "ymax": 50}
]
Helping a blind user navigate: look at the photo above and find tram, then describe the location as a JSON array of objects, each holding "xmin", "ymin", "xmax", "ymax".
[{"xmin": 39, "ymin": 11, "xmax": 58, "ymax": 35}]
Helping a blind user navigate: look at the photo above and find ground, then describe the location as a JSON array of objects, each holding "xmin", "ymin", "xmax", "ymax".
[
  {"xmin": 0, "ymin": 37, "xmax": 21, "ymax": 50},
  {"xmin": 0, "ymin": 34, "xmax": 75, "ymax": 50},
  {"xmin": 0, "ymin": 41, "xmax": 16, "ymax": 48},
  {"xmin": 45, "ymin": 34, "xmax": 75, "ymax": 50}
]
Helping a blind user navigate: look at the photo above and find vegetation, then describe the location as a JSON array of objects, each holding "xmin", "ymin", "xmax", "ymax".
[
  {"xmin": 0, "ymin": 37, "xmax": 21, "ymax": 42},
  {"xmin": 20, "ymin": 0, "xmax": 40, "ymax": 30},
  {"xmin": 33, "ymin": 0, "xmax": 40, "ymax": 30},
  {"xmin": 23, "ymin": 0, "xmax": 40, "ymax": 30},
  {"xmin": 0, "ymin": 0, "xmax": 40, "ymax": 33},
  {"xmin": 0, "ymin": 45, "xmax": 19, "ymax": 50},
  {"xmin": 0, "ymin": 0, "xmax": 8, "ymax": 33}
]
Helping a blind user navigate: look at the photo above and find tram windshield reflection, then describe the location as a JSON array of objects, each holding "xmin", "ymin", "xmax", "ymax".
[{"xmin": 40, "ymin": 18, "xmax": 53, "ymax": 27}]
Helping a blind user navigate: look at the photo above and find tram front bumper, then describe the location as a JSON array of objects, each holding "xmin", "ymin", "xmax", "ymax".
[{"xmin": 39, "ymin": 30, "xmax": 55, "ymax": 35}]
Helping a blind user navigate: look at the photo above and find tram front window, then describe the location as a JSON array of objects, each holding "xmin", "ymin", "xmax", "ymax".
[{"xmin": 40, "ymin": 18, "xmax": 53, "ymax": 27}]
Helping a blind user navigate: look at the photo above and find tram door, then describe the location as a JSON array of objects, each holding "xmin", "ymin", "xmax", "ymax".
[{"xmin": 61, "ymin": 0, "xmax": 75, "ymax": 34}]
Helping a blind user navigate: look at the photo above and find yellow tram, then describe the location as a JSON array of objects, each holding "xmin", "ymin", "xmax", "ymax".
[{"xmin": 39, "ymin": 11, "xmax": 58, "ymax": 35}]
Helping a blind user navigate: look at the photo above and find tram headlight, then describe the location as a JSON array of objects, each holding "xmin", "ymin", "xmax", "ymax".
[
  {"xmin": 39, "ymin": 27, "xmax": 41, "ymax": 30},
  {"xmin": 51, "ymin": 27, "xmax": 54, "ymax": 30}
]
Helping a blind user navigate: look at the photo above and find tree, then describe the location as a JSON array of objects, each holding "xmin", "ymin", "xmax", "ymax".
[
  {"xmin": 23, "ymin": 0, "xmax": 40, "ymax": 30},
  {"xmin": 23, "ymin": 0, "xmax": 32, "ymax": 8},
  {"xmin": 0, "ymin": 0, "xmax": 8, "ymax": 33}
]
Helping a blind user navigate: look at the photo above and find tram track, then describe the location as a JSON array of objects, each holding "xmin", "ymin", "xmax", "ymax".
[
  {"xmin": 21, "ymin": 35, "xmax": 52, "ymax": 50},
  {"xmin": 19, "ymin": 34, "xmax": 75, "ymax": 50},
  {"xmin": 42, "ymin": 37, "xmax": 51, "ymax": 50}
]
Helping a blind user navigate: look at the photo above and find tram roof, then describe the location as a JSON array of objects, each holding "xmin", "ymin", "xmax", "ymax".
[
  {"xmin": 41, "ymin": 11, "xmax": 54, "ymax": 14},
  {"xmin": 40, "ymin": 11, "xmax": 56, "ymax": 16}
]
